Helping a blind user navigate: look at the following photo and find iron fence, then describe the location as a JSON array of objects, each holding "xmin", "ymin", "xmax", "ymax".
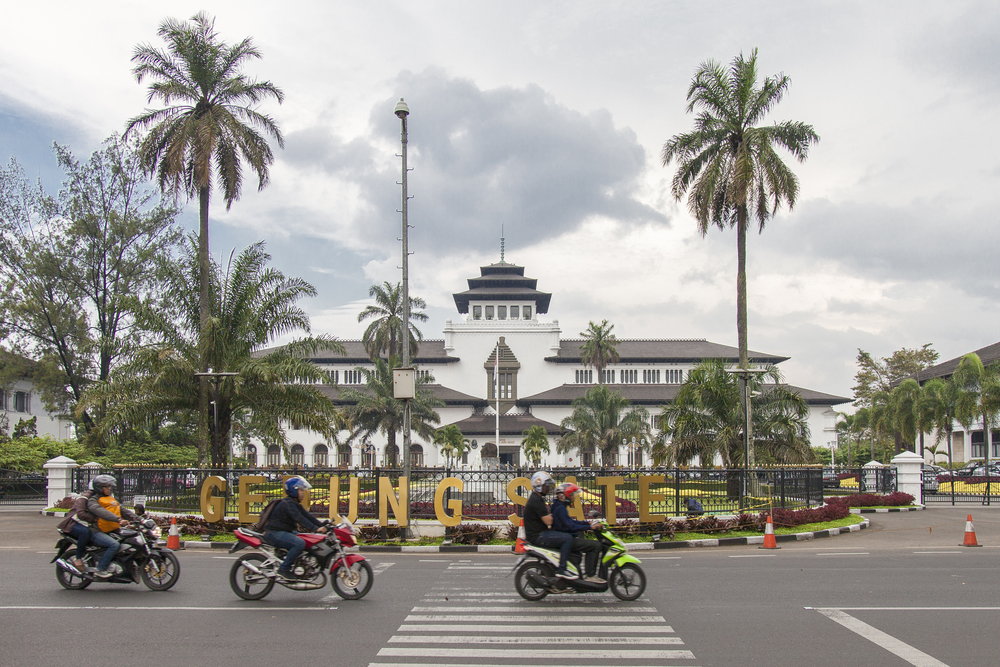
[
  {"xmin": 923, "ymin": 471, "xmax": 1000, "ymax": 505},
  {"xmin": 0, "ymin": 469, "xmax": 47, "ymax": 505},
  {"xmin": 822, "ymin": 467, "xmax": 897, "ymax": 497}
]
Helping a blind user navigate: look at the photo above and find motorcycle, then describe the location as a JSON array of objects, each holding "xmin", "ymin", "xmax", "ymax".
[
  {"xmin": 228, "ymin": 519, "xmax": 373, "ymax": 600},
  {"xmin": 512, "ymin": 517, "xmax": 647, "ymax": 601},
  {"xmin": 52, "ymin": 505, "xmax": 181, "ymax": 591}
]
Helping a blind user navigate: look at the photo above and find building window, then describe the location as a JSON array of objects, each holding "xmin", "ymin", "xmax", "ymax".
[
  {"xmin": 328, "ymin": 369, "xmax": 339, "ymax": 384},
  {"xmin": 314, "ymin": 444, "xmax": 328, "ymax": 467},
  {"xmin": 344, "ymin": 369, "xmax": 364, "ymax": 384},
  {"xmin": 416, "ymin": 369, "xmax": 432, "ymax": 381},
  {"xmin": 473, "ymin": 305, "xmax": 482, "ymax": 320},
  {"xmin": 643, "ymin": 369, "xmax": 660, "ymax": 384},
  {"xmin": 338, "ymin": 445, "xmax": 352, "ymax": 467},
  {"xmin": 666, "ymin": 369, "xmax": 684, "ymax": 384},
  {"xmin": 493, "ymin": 372, "xmax": 514, "ymax": 399},
  {"xmin": 995, "ymin": 431, "xmax": 1000, "ymax": 459},
  {"xmin": 498, "ymin": 306, "xmax": 507, "ymax": 320},
  {"xmin": 621, "ymin": 369, "xmax": 638, "ymax": 384},
  {"xmin": 266, "ymin": 445, "xmax": 280, "ymax": 467},
  {"xmin": 575, "ymin": 369, "xmax": 593, "ymax": 384},
  {"xmin": 510, "ymin": 306, "xmax": 519, "ymax": 319},
  {"xmin": 485, "ymin": 306, "xmax": 494, "ymax": 320},
  {"xmin": 971, "ymin": 431, "xmax": 986, "ymax": 459},
  {"xmin": 601, "ymin": 369, "xmax": 615, "ymax": 384},
  {"xmin": 290, "ymin": 444, "xmax": 304, "ymax": 466},
  {"xmin": 523, "ymin": 306, "xmax": 531, "ymax": 320},
  {"xmin": 0, "ymin": 389, "xmax": 5, "ymax": 410},
  {"xmin": 13, "ymin": 391, "xmax": 30, "ymax": 413},
  {"xmin": 410, "ymin": 444, "xmax": 424, "ymax": 467}
]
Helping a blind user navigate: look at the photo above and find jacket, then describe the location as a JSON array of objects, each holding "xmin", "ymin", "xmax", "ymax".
[
  {"xmin": 264, "ymin": 497, "xmax": 323, "ymax": 534},
  {"xmin": 550, "ymin": 498, "xmax": 591, "ymax": 536},
  {"xmin": 86, "ymin": 493, "xmax": 137, "ymax": 531},
  {"xmin": 56, "ymin": 490, "xmax": 98, "ymax": 533}
]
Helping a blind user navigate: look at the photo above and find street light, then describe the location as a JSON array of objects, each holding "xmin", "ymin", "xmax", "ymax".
[
  {"xmin": 723, "ymin": 366, "xmax": 770, "ymax": 509},
  {"xmin": 395, "ymin": 97, "xmax": 413, "ymax": 538}
]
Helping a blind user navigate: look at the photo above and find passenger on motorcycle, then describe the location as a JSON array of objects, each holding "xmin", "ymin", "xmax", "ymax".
[
  {"xmin": 263, "ymin": 476, "xmax": 328, "ymax": 580},
  {"xmin": 85, "ymin": 475, "xmax": 138, "ymax": 578},
  {"xmin": 56, "ymin": 487, "xmax": 99, "ymax": 573},
  {"xmin": 551, "ymin": 482, "xmax": 605, "ymax": 584},
  {"xmin": 523, "ymin": 471, "xmax": 574, "ymax": 580}
]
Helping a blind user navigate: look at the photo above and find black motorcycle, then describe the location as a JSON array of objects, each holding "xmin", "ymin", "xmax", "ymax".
[{"xmin": 53, "ymin": 505, "xmax": 180, "ymax": 591}]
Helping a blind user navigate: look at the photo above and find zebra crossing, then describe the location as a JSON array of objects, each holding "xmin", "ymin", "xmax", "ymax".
[{"xmin": 367, "ymin": 560, "xmax": 698, "ymax": 667}]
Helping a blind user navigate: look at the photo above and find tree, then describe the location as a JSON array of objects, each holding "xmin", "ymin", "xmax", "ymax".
[
  {"xmin": 921, "ymin": 376, "xmax": 964, "ymax": 471},
  {"xmin": 357, "ymin": 282, "xmax": 428, "ymax": 361},
  {"xmin": 579, "ymin": 320, "xmax": 619, "ymax": 384},
  {"xmin": 657, "ymin": 359, "xmax": 812, "ymax": 468},
  {"xmin": 0, "ymin": 137, "xmax": 182, "ymax": 433},
  {"xmin": 432, "ymin": 424, "xmax": 466, "ymax": 468},
  {"xmin": 661, "ymin": 49, "xmax": 819, "ymax": 370},
  {"xmin": 852, "ymin": 344, "xmax": 939, "ymax": 409},
  {"xmin": 126, "ymin": 11, "xmax": 285, "ymax": 462},
  {"xmin": 341, "ymin": 356, "xmax": 442, "ymax": 468},
  {"xmin": 521, "ymin": 424, "xmax": 551, "ymax": 467},
  {"xmin": 953, "ymin": 354, "xmax": 1000, "ymax": 470},
  {"xmin": 79, "ymin": 241, "xmax": 343, "ymax": 466},
  {"xmin": 558, "ymin": 385, "xmax": 650, "ymax": 465}
]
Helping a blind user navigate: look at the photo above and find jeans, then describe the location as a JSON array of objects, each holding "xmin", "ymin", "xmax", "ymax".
[
  {"xmin": 90, "ymin": 531, "xmax": 120, "ymax": 571},
  {"xmin": 67, "ymin": 522, "xmax": 91, "ymax": 559},
  {"xmin": 571, "ymin": 536, "xmax": 603, "ymax": 577},
  {"xmin": 265, "ymin": 530, "xmax": 306, "ymax": 572},
  {"xmin": 535, "ymin": 530, "xmax": 575, "ymax": 571}
]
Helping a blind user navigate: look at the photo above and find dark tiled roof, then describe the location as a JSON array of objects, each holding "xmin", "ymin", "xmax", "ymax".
[
  {"xmin": 258, "ymin": 340, "xmax": 460, "ymax": 364},
  {"xmin": 518, "ymin": 383, "xmax": 849, "ymax": 407},
  {"xmin": 453, "ymin": 263, "xmax": 552, "ymax": 314},
  {"xmin": 546, "ymin": 339, "xmax": 789, "ymax": 364},
  {"xmin": 447, "ymin": 412, "xmax": 563, "ymax": 436},
  {"xmin": 915, "ymin": 341, "xmax": 1000, "ymax": 383},
  {"xmin": 316, "ymin": 383, "xmax": 485, "ymax": 406}
]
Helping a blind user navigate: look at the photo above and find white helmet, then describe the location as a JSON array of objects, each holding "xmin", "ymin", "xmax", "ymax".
[{"xmin": 530, "ymin": 471, "xmax": 555, "ymax": 495}]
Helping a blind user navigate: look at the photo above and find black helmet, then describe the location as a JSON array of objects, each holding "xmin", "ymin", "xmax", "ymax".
[{"xmin": 90, "ymin": 474, "xmax": 116, "ymax": 492}]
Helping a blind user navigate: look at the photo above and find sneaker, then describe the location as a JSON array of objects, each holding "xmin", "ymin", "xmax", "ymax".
[
  {"xmin": 584, "ymin": 575, "xmax": 607, "ymax": 584},
  {"xmin": 71, "ymin": 559, "xmax": 86, "ymax": 572},
  {"xmin": 554, "ymin": 568, "xmax": 575, "ymax": 580},
  {"xmin": 92, "ymin": 569, "xmax": 113, "ymax": 579},
  {"xmin": 276, "ymin": 568, "xmax": 296, "ymax": 580}
]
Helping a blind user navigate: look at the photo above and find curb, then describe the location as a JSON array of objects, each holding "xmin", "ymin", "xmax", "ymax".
[{"xmin": 851, "ymin": 506, "xmax": 924, "ymax": 513}]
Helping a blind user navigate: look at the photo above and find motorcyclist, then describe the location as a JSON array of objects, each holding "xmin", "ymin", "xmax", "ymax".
[
  {"xmin": 550, "ymin": 482, "xmax": 604, "ymax": 584},
  {"xmin": 522, "ymin": 471, "xmax": 574, "ymax": 580},
  {"xmin": 263, "ymin": 476, "xmax": 328, "ymax": 580},
  {"xmin": 85, "ymin": 475, "xmax": 138, "ymax": 578},
  {"xmin": 56, "ymin": 488, "xmax": 99, "ymax": 573}
]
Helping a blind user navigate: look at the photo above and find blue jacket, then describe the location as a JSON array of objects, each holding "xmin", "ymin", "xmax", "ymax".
[{"xmin": 550, "ymin": 498, "xmax": 591, "ymax": 536}]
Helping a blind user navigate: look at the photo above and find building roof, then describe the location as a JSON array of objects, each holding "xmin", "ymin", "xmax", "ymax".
[
  {"xmin": 453, "ymin": 262, "xmax": 552, "ymax": 314},
  {"xmin": 914, "ymin": 341, "xmax": 1000, "ymax": 383},
  {"xmin": 546, "ymin": 339, "xmax": 789, "ymax": 365},
  {"xmin": 259, "ymin": 340, "xmax": 460, "ymax": 365},
  {"xmin": 447, "ymin": 412, "xmax": 564, "ymax": 436},
  {"xmin": 518, "ymin": 383, "xmax": 850, "ymax": 407},
  {"xmin": 315, "ymin": 383, "xmax": 485, "ymax": 406}
]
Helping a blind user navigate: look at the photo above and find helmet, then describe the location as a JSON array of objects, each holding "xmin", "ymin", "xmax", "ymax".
[
  {"xmin": 90, "ymin": 474, "xmax": 116, "ymax": 493},
  {"xmin": 556, "ymin": 482, "xmax": 580, "ymax": 502},
  {"xmin": 284, "ymin": 475, "xmax": 312, "ymax": 497},
  {"xmin": 530, "ymin": 471, "xmax": 555, "ymax": 495}
]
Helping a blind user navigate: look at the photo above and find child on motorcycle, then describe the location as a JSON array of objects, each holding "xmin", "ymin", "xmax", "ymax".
[
  {"xmin": 551, "ymin": 482, "xmax": 604, "ymax": 584},
  {"xmin": 263, "ymin": 476, "xmax": 328, "ymax": 580}
]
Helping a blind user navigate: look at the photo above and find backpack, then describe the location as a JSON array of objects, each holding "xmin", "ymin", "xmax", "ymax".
[{"xmin": 251, "ymin": 498, "xmax": 284, "ymax": 532}]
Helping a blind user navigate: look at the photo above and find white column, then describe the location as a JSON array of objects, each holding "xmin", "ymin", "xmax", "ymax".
[
  {"xmin": 42, "ymin": 456, "xmax": 78, "ymax": 507},
  {"xmin": 891, "ymin": 450, "xmax": 924, "ymax": 504}
]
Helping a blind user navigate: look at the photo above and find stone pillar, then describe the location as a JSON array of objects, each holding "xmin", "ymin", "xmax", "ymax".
[
  {"xmin": 891, "ymin": 450, "xmax": 924, "ymax": 504},
  {"xmin": 861, "ymin": 460, "xmax": 884, "ymax": 495},
  {"xmin": 42, "ymin": 456, "xmax": 78, "ymax": 508}
]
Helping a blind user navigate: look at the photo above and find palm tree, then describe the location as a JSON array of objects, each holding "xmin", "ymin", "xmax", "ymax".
[
  {"xmin": 78, "ymin": 241, "xmax": 344, "ymax": 466},
  {"xmin": 125, "ymin": 12, "xmax": 285, "ymax": 457},
  {"xmin": 579, "ymin": 320, "xmax": 619, "ymax": 384},
  {"xmin": 889, "ymin": 379, "xmax": 922, "ymax": 453},
  {"xmin": 954, "ymin": 354, "xmax": 1000, "ymax": 471},
  {"xmin": 521, "ymin": 425, "xmax": 551, "ymax": 467},
  {"xmin": 341, "ymin": 356, "xmax": 442, "ymax": 468},
  {"xmin": 558, "ymin": 385, "xmax": 650, "ymax": 465},
  {"xmin": 657, "ymin": 359, "xmax": 812, "ymax": 469},
  {"xmin": 661, "ymin": 50, "xmax": 819, "ymax": 370},
  {"xmin": 433, "ymin": 424, "xmax": 466, "ymax": 468},
  {"xmin": 921, "ymin": 377, "xmax": 963, "ymax": 474},
  {"xmin": 357, "ymin": 282, "xmax": 428, "ymax": 361}
]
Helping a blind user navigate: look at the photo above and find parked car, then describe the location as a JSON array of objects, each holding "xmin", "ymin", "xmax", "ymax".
[
  {"xmin": 921, "ymin": 466, "xmax": 940, "ymax": 495},
  {"xmin": 822, "ymin": 468, "xmax": 839, "ymax": 488}
]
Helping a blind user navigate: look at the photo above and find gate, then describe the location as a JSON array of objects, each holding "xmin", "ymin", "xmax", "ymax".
[{"xmin": 0, "ymin": 469, "xmax": 47, "ymax": 505}]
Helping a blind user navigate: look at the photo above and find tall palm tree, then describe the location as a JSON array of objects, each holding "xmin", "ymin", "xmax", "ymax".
[
  {"xmin": 521, "ymin": 425, "xmax": 551, "ymax": 468},
  {"xmin": 661, "ymin": 49, "xmax": 819, "ymax": 370},
  {"xmin": 921, "ymin": 377, "xmax": 963, "ymax": 474},
  {"xmin": 432, "ymin": 424, "xmax": 466, "ymax": 468},
  {"xmin": 78, "ymin": 241, "xmax": 344, "ymax": 466},
  {"xmin": 558, "ymin": 385, "xmax": 650, "ymax": 465},
  {"xmin": 954, "ymin": 354, "xmax": 1000, "ymax": 471},
  {"xmin": 341, "ymin": 356, "xmax": 442, "ymax": 467},
  {"xmin": 579, "ymin": 320, "xmax": 620, "ymax": 385},
  {"xmin": 889, "ymin": 379, "xmax": 922, "ymax": 453},
  {"xmin": 657, "ymin": 359, "xmax": 812, "ymax": 468},
  {"xmin": 125, "ymin": 12, "xmax": 285, "ymax": 457},
  {"xmin": 357, "ymin": 282, "xmax": 428, "ymax": 361}
]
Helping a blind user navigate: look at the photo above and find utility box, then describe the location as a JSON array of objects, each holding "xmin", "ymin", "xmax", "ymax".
[{"xmin": 393, "ymin": 368, "xmax": 415, "ymax": 399}]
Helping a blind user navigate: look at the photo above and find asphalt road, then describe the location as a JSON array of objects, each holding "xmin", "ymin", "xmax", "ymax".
[{"xmin": 2, "ymin": 507, "xmax": 998, "ymax": 667}]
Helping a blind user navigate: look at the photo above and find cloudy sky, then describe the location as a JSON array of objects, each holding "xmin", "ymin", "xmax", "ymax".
[{"xmin": 3, "ymin": 1, "xmax": 999, "ymax": 401}]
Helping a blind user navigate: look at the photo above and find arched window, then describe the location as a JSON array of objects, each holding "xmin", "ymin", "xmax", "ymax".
[
  {"xmin": 338, "ymin": 445, "xmax": 352, "ymax": 468},
  {"xmin": 481, "ymin": 442, "xmax": 498, "ymax": 458},
  {"xmin": 410, "ymin": 444, "xmax": 424, "ymax": 467},
  {"xmin": 244, "ymin": 445, "xmax": 257, "ymax": 467},
  {"xmin": 314, "ymin": 444, "xmax": 328, "ymax": 467},
  {"xmin": 290, "ymin": 444, "xmax": 304, "ymax": 467},
  {"xmin": 266, "ymin": 445, "xmax": 280, "ymax": 467}
]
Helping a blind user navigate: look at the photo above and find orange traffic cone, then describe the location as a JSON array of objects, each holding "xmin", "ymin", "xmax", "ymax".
[
  {"xmin": 759, "ymin": 515, "xmax": 779, "ymax": 549},
  {"xmin": 961, "ymin": 514, "xmax": 982, "ymax": 547},
  {"xmin": 514, "ymin": 518, "xmax": 527, "ymax": 554},
  {"xmin": 166, "ymin": 517, "xmax": 181, "ymax": 550}
]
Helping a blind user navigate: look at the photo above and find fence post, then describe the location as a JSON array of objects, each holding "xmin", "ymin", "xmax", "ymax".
[
  {"xmin": 43, "ymin": 456, "xmax": 78, "ymax": 507},
  {"xmin": 890, "ymin": 450, "xmax": 923, "ymax": 504},
  {"xmin": 862, "ymin": 460, "xmax": 884, "ymax": 495}
]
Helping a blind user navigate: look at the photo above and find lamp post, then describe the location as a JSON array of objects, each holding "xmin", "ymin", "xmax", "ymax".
[
  {"xmin": 723, "ymin": 366, "xmax": 769, "ymax": 510},
  {"xmin": 394, "ymin": 97, "xmax": 413, "ymax": 492}
]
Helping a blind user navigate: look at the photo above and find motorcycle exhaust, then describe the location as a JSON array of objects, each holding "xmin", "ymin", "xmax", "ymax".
[
  {"xmin": 525, "ymin": 570, "xmax": 550, "ymax": 587},
  {"xmin": 241, "ymin": 560, "xmax": 265, "ymax": 575},
  {"xmin": 56, "ymin": 558, "xmax": 84, "ymax": 577}
]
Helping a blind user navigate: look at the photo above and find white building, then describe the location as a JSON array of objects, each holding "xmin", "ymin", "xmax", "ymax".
[
  {"xmin": 252, "ymin": 261, "xmax": 849, "ymax": 469},
  {"xmin": 0, "ymin": 377, "xmax": 71, "ymax": 440}
]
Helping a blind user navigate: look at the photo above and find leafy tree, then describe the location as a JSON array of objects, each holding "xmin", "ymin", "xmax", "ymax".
[
  {"xmin": 11, "ymin": 416, "xmax": 37, "ymax": 439},
  {"xmin": 661, "ymin": 49, "xmax": 818, "ymax": 370},
  {"xmin": 0, "ymin": 436, "xmax": 86, "ymax": 471},
  {"xmin": 0, "ymin": 136, "xmax": 182, "ymax": 433},
  {"xmin": 341, "ymin": 356, "xmax": 442, "ymax": 468},
  {"xmin": 357, "ymin": 282, "xmax": 428, "ymax": 361},
  {"xmin": 79, "ymin": 241, "xmax": 343, "ymax": 466},
  {"xmin": 432, "ymin": 424, "xmax": 466, "ymax": 468},
  {"xmin": 126, "ymin": 11, "xmax": 285, "ymax": 461},
  {"xmin": 852, "ymin": 344, "xmax": 938, "ymax": 409},
  {"xmin": 558, "ymin": 385, "xmax": 650, "ymax": 465},
  {"xmin": 521, "ymin": 424, "xmax": 551, "ymax": 467},
  {"xmin": 579, "ymin": 320, "xmax": 619, "ymax": 384}
]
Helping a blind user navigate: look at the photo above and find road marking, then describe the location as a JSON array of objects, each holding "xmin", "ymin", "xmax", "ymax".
[
  {"xmin": 378, "ymin": 648, "xmax": 694, "ymax": 659},
  {"xmin": 729, "ymin": 554, "xmax": 776, "ymax": 558},
  {"xmin": 0, "ymin": 546, "xmax": 29, "ymax": 549},
  {"xmin": 808, "ymin": 606, "xmax": 1000, "ymax": 611},
  {"xmin": 0, "ymin": 606, "xmax": 336, "ymax": 611},
  {"xmin": 388, "ymin": 635, "xmax": 684, "ymax": 645},
  {"xmin": 914, "ymin": 551, "xmax": 962, "ymax": 555},
  {"xmin": 419, "ymin": 559, "xmax": 447, "ymax": 562},
  {"xmin": 405, "ymin": 614, "xmax": 666, "ymax": 622},
  {"xmin": 446, "ymin": 566, "xmax": 509, "ymax": 570},
  {"xmin": 370, "ymin": 664, "xmax": 687, "ymax": 667},
  {"xmin": 410, "ymin": 606, "xmax": 658, "ymax": 613},
  {"xmin": 817, "ymin": 552, "xmax": 869, "ymax": 556},
  {"xmin": 420, "ymin": 598, "xmax": 628, "ymax": 604},
  {"xmin": 212, "ymin": 556, "xmax": 238, "ymax": 559},
  {"xmin": 815, "ymin": 608, "xmax": 947, "ymax": 666},
  {"xmin": 373, "ymin": 562, "xmax": 395, "ymax": 574},
  {"xmin": 640, "ymin": 556, "xmax": 682, "ymax": 560},
  {"xmin": 398, "ymin": 624, "xmax": 675, "ymax": 633}
]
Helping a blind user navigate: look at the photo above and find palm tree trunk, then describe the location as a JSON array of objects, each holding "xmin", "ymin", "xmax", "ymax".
[
  {"xmin": 198, "ymin": 185, "xmax": 211, "ymax": 466},
  {"xmin": 736, "ymin": 208, "xmax": 749, "ymax": 370}
]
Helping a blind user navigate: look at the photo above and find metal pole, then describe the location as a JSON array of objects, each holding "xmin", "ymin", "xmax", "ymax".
[{"xmin": 395, "ymin": 98, "xmax": 412, "ymax": 536}]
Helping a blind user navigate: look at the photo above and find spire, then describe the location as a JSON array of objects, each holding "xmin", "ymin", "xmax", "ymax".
[{"xmin": 500, "ymin": 223, "xmax": 505, "ymax": 263}]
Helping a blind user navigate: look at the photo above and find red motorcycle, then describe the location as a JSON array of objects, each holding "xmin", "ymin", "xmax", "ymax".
[{"xmin": 228, "ymin": 519, "xmax": 372, "ymax": 600}]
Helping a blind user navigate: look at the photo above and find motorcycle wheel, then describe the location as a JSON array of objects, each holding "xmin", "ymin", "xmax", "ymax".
[
  {"xmin": 609, "ymin": 563, "xmax": 646, "ymax": 601},
  {"xmin": 56, "ymin": 561, "xmax": 92, "ymax": 590},
  {"xmin": 230, "ymin": 553, "xmax": 275, "ymax": 600},
  {"xmin": 331, "ymin": 560, "xmax": 373, "ymax": 600},
  {"xmin": 514, "ymin": 561, "xmax": 552, "ymax": 601},
  {"xmin": 141, "ymin": 551, "xmax": 180, "ymax": 591}
]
